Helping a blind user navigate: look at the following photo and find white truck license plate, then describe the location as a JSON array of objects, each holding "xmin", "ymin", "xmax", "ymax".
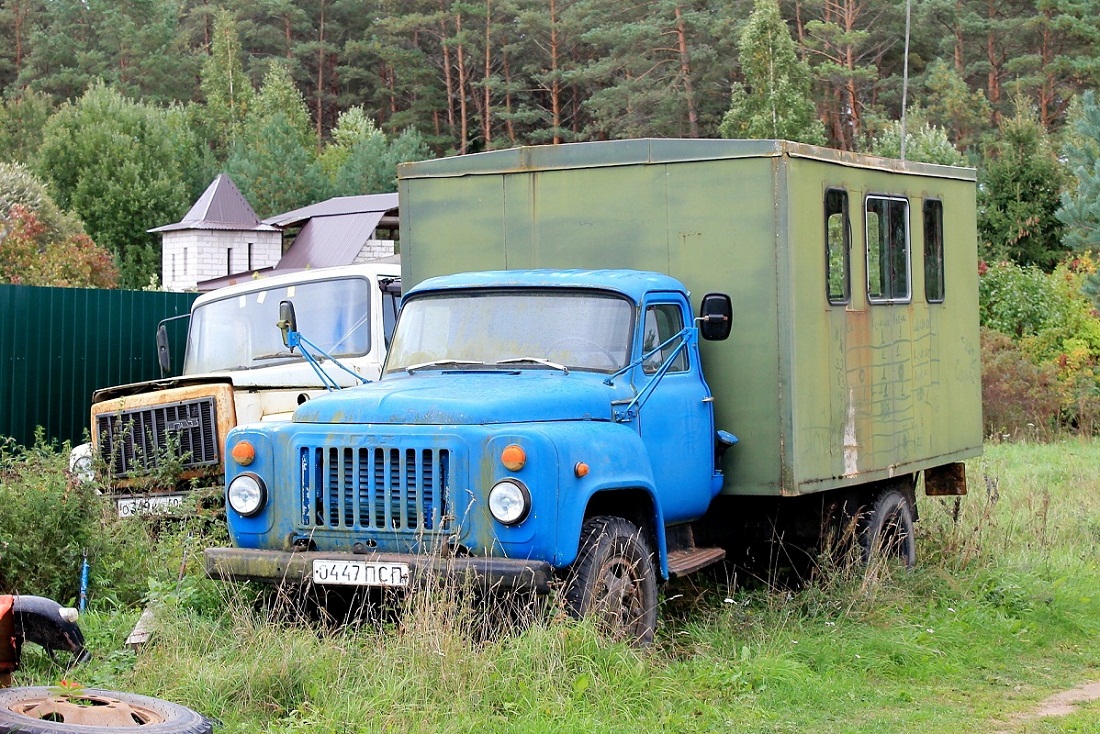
[
  {"xmin": 116, "ymin": 493, "xmax": 185, "ymax": 518},
  {"xmin": 311, "ymin": 560, "xmax": 410, "ymax": 587}
]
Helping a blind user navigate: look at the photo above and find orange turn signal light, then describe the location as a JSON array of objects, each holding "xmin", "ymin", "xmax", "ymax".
[
  {"xmin": 231, "ymin": 440, "xmax": 256, "ymax": 466},
  {"xmin": 574, "ymin": 462, "xmax": 590, "ymax": 478},
  {"xmin": 501, "ymin": 444, "xmax": 526, "ymax": 471}
]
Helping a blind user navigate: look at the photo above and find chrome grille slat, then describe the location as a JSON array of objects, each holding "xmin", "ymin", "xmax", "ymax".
[
  {"xmin": 299, "ymin": 444, "xmax": 449, "ymax": 533},
  {"xmin": 95, "ymin": 397, "xmax": 218, "ymax": 478}
]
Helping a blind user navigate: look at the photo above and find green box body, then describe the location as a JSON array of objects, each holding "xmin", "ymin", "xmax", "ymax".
[{"xmin": 398, "ymin": 139, "xmax": 982, "ymax": 497}]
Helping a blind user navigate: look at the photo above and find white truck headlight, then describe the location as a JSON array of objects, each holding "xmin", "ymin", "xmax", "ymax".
[
  {"xmin": 488, "ymin": 479, "xmax": 531, "ymax": 525},
  {"xmin": 68, "ymin": 442, "xmax": 95, "ymax": 484},
  {"xmin": 228, "ymin": 473, "xmax": 266, "ymax": 517}
]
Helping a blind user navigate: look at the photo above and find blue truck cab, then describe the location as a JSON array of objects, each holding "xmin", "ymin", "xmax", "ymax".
[{"xmin": 206, "ymin": 269, "xmax": 732, "ymax": 642}]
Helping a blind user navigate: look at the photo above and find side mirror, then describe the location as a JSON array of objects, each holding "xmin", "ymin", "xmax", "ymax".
[
  {"xmin": 698, "ymin": 293, "xmax": 733, "ymax": 341},
  {"xmin": 277, "ymin": 300, "xmax": 298, "ymax": 350},
  {"xmin": 156, "ymin": 323, "xmax": 171, "ymax": 377}
]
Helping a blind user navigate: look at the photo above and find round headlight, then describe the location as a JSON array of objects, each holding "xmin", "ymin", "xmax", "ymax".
[
  {"xmin": 488, "ymin": 479, "xmax": 531, "ymax": 525},
  {"xmin": 228, "ymin": 473, "xmax": 266, "ymax": 517},
  {"xmin": 68, "ymin": 443, "xmax": 95, "ymax": 484}
]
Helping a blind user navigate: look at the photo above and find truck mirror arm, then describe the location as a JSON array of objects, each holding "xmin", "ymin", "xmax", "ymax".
[
  {"xmin": 277, "ymin": 301, "xmax": 370, "ymax": 392},
  {"xmin": 606, "ymin": 327, "xmax": 697, "ymax": 422},
  {"xmin": 291, "ymin": 331, "xmax": 371, "ymax": 391}
]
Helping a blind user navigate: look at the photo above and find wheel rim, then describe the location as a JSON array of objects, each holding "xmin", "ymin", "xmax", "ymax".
[
  {"xmin": 591, "ymin": 555, "xmax": 647, "ymax": 640},
  {"xmin": 10, "ymin": 693, "xmax": 168, "ymax": 727}
]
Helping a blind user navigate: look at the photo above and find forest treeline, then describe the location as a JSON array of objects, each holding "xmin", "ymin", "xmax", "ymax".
[
  {"xmin": 3, "ymin": 0, "xmax": 1100, "ymax": 436},
  {"xmin": 2, "ymin": 0, "xmax": 1099, "ymax": 282},
  {"xmin": 2, "ymin": 0, "xmax": 1098, "ymax": 152}
]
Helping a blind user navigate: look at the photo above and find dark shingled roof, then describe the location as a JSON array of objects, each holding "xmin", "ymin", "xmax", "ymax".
[
  {"xmin": 149, "ymin": 174, "xmax": 278, "ymax": 233},
  {"xmin": 264, "ymin": 192, "xmax": 399, "ymax": 270}
]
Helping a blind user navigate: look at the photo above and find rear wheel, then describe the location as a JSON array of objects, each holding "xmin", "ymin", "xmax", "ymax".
[
  {"xmin": 563, "ymin": 516, "xmax": 658, "ymax": 646},
  {"xmin": 859, "ymin": 486, "xmax": 917, "ymax": 570}
]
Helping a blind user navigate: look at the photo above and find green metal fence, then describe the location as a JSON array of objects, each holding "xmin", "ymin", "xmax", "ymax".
[{"xmin": 0, "ymin": 285, "xmax": 198, "ymax": 449}]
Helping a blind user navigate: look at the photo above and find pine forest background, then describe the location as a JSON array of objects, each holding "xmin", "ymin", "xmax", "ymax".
[{"xmin": 3, "ymin": 0, "xmax": 1100, "ymax": 437}]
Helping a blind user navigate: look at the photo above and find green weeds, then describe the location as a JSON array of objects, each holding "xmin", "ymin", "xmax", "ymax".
[{"xmin": 6, "ymin": 439, "xmax": 1100, "ymax": 732}]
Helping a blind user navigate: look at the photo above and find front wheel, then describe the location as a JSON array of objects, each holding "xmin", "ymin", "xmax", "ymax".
[
  {"xmin": 0, "ymin": 687, "xmax": 212, "ymax": 734},
  {"xmin": 563, "ymin": 516, "xmax": 658, "ymax": 646}
]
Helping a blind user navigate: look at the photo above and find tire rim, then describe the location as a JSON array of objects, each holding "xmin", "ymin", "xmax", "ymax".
[
  {"xmin": 10, "ymin": 693, "xmax": 169, "ymax": 727},
  {"xmin": 593, "ymin": 555, "xmax": 646, "ymax": 639}
]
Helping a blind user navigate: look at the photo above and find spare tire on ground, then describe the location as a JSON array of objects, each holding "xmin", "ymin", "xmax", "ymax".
[{"xmin": 0, "ymin": 687, "xmax": 213, "ymax": 733}]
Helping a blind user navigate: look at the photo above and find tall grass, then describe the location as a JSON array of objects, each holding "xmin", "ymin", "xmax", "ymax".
[{"xmin": 10, "ymin": 439, "xmax": 1100, "ymax": 732}]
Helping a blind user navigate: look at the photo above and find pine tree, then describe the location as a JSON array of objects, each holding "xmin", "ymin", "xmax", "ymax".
[
  {"xmin": 201, "ymin": 8, "xmax": 253, "ymax": 159},
  {"xmin": 719, "ymin": 0, "xmax": 825, "ymax": 145},
  {"xmin": 978, "ymin": 97, "xmax": 1069, "ymax": 269},
  {"xmin": 868, "ymin": 114, "xmax": 967, "ymax": 166},
  {"xmin": 1057, "ymin": 91, "xmax": 1100, "ymax": 253},
  {"xmin": 226, "ymin": 66, "xmax": 325, "ymax": 216}
]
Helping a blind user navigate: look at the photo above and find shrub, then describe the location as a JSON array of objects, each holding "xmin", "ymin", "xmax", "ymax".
[
  {"xmin": 980, "ymin": 328, "xmax": 1061, "ymax": 438},
  {"xmin": 0, "ymin": 433, "xmax": 213, "ymax": 607},
  {"xmin": 978, "ymin": 258, "xmax": 1100, "ymax": 436},
  {"xmin": 0, "ymin": 433, "xmax": 109, "ymax": 601}
]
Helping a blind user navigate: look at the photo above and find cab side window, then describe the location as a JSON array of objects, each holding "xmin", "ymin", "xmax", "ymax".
[{"xmin": 642, "ymin": 303, "xmax": 688, "ymax": 374}]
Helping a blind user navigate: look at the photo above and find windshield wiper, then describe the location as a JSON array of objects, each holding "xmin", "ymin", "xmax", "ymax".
[
  {"xmin": 495, "ymin": 357, "xmax": 569, "ymax": 374},
  {"xmin": 406, "ymin": 359, "xmax": 486, "ymax": 374},
  {"xmin": 253, "ymin": 351, "xmax": 298, "ymax": 361}
]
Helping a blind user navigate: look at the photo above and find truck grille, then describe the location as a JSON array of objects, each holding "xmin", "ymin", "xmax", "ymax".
[
  {"xmin": 96, "ymin": 397, "xmax": 218, "ymax": 478},
  {"xmin": 299, "ymin": 445, "xmax": 450, "ymax": 532}
]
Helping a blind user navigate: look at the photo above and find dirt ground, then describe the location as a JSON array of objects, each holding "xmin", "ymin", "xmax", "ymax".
[{"xmin": 993, "ymin": 681, "xmax": 1100, "ymax": 732}]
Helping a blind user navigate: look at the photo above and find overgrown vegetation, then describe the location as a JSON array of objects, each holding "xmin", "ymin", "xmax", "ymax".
[
  {"xmin": 5, "ymin": 440, "xmax": 1100, "ymax": 732},
  {"xmin": 0, "ymin": 433, "xmax": 224, "ymax": 606},
  {"xmin": 979, "ymin": 256, "xmax": 1100, "ymax": 437}
]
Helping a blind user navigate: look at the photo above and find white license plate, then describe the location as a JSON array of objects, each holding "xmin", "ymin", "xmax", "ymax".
[
  {"xmin": 311, "ymin": 560, "xmax": 410, "ymax": 587},
  {"xmin": 116, "ymin": 493, "xmax": 185, "ymax": 518}
]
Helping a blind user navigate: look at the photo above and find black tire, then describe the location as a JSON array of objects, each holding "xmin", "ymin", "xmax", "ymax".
[
  {"xmin": 0, "ymin": 687, "xmax": 213, "ymax": 734},
  {"xmin": 859, "ymin": 486, "xmax": 917, "ymax": 569},
  {"xmin": 563, "ymin": 516, "xmax": 658, "ymax": 646}
]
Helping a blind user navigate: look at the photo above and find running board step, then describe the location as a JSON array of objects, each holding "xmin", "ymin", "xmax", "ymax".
[{"xmin": 666, "ymin": 547, "xmax": 726, "ymax": 577}]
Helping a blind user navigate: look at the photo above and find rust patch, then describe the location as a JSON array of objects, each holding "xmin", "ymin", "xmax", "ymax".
[
  {"xmin": 91, "ymin": 383, "xmax": 236, "ymax": 489},
  {"xmin": 925, "ymin": 462, "xmax": 968, "ymax": 496}
]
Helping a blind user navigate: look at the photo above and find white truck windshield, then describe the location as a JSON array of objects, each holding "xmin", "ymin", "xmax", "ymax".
[
  {"xmin": 385, "ymin": 290, "xmax": 634, "ymax": 374},
  {"xmin": 184, "ymin": 277, "xmax": 373, "ymax": 373}
]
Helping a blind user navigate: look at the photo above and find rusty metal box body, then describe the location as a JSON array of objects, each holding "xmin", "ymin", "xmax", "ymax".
[{"xmin": 398, "ymin": 139, "xmax": 982, "ymax": 497}]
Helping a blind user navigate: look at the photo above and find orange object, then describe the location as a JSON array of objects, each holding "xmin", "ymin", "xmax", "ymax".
[
  {"xmin": 231, "ymin": 441, "xmax": 256, "ymax": 466},
  {"xmin": 1, "ymin": 595, "xmax": 16, "ymax": 687},
  {"xmin": 501, "ymin": 444, "xmax": 526, "ymax": 471}
]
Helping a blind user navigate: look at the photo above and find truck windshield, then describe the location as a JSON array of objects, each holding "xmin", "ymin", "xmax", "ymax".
[
  {"xmin": 385, "ymin": 290, "xmax": 634, "ymax": 374},
  {"xmin": 183, "ymin": 277, "xmax": 374, "ymax": 373}
]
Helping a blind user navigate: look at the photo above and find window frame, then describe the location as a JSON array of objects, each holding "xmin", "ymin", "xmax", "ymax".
[
  {"xmin": 864, "ymin": 195, "xmax": 912, "ymax": 304},
  {"xmin": 825, "ymin": 188, "xmax": 851, "ymax": 306},
  {"xmin": 923, "ymin": 199, "xmax": 946, "ymax": 304},
  {"xmin": 641, "ymin": 301, "xmax": 689, "ymax": 375}
]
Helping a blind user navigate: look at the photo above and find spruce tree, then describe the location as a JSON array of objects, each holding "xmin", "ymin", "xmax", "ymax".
[
  {"xmin": 718, "ymin": 0, "xmax": 825, "ymax": 145},
  {"xmin": 977, "ymin": 98, "xmax": 1068, "ymax": 270}
]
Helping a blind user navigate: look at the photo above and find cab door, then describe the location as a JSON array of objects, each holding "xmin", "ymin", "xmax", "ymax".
[{"xmin": 634, "ymin": 294, "xmax": 717, "ymax": 522}]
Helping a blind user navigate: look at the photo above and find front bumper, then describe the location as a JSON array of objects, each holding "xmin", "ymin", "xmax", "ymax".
[{"xmin": 203, "ymin": 547, "xmax": 554, "ymax": 594}]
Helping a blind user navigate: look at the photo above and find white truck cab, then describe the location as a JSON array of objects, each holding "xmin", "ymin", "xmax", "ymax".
[{"xmin": 72, "ymin": 262, "xmax": 400, "ymax": 515}]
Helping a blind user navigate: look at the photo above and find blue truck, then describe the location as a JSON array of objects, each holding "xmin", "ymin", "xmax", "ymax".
[{"xmin": 205, "ymin": 140, "xmax": 982, "ymax": 643}]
